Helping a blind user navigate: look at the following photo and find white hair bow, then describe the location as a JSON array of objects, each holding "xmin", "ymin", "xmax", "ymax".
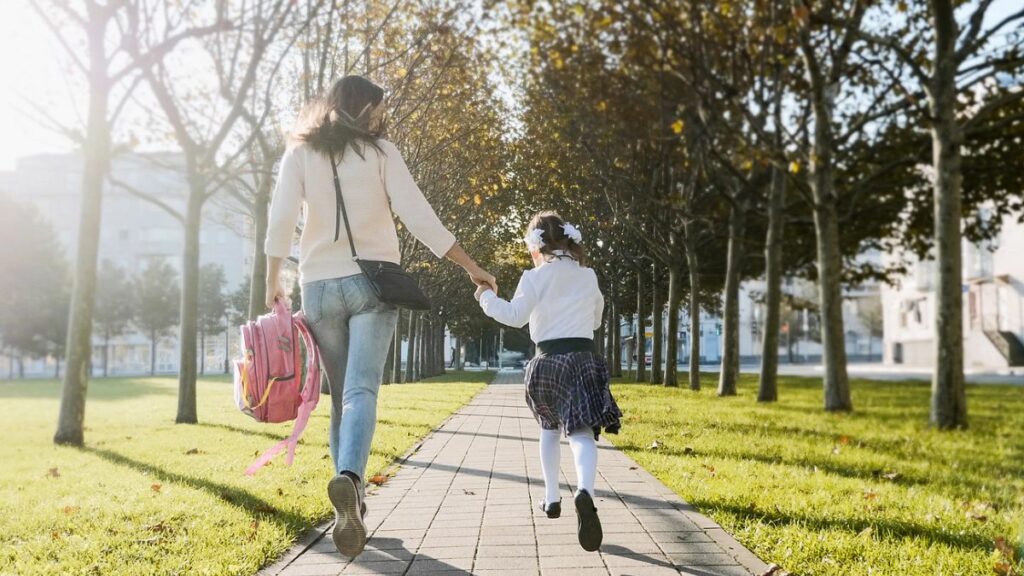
[
  {"xmin": 524, "ymin": 228, "xmax": 545, "ymax": 252},
  {"xmin": 561, "ymin": 222, "xmax": 583, "ymax": 243}
]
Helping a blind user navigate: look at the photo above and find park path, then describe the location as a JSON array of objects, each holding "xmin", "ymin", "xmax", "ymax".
[{"xmin": 260, "ymin": 371, "xmax": 769, "ymax": 576}]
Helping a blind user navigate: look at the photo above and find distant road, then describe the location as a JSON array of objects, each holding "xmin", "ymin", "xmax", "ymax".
[{"xmin": 737, "ymin": 363, "xmax": 1024, "ymax": 386}]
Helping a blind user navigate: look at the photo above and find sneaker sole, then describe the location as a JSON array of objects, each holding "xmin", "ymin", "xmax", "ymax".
[
  {"xmin": 575, "ymin": 491, "xmax": 602, "ymax": 552},
  {"xmin": 328, "ymin": 475, "xmax": 367, "ymax": 557}
]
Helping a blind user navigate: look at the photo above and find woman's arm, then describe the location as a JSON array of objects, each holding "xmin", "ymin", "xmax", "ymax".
[
  {"xmin": 263, "ymin": 145, "xmax": 303, "ymax": 310},
  {"xmin": 380, "ymin": 140, "xmax": 496, "ymax": 292},
  {"xmin": 446, "ymin": 242, "xmax": 497, "ymax": 293}
]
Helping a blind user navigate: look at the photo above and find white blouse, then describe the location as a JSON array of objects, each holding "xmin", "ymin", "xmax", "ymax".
[{"xmin": 478, "ymin": 256, "xmax": 604, "ymax": 344}]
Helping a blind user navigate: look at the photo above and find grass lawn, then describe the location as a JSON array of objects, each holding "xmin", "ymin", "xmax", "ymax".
[
  {"xmin": 609, "ymin": 373, "xmax": 1024, "ymax": 576},
  {"xmin": 0, "ymin": 371, "xmax": 490, "ymax": 576}
]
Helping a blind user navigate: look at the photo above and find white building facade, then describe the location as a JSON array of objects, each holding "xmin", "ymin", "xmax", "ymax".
[
  {"xmin": 881, "ymin": 213, "xmax": 1024, "ymax": 370},
  {"xmin": 1, "ymin": 152, "xmax": 254, "ymax": 377}
]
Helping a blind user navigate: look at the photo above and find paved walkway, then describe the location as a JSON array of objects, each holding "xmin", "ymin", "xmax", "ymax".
[{"xmin": 261, "ymin": 371, "xmax": 769, "ymax": 576}]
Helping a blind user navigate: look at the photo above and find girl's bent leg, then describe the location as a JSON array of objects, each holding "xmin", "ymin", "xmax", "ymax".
[
  {"xmin": 303, "ymin": 280, "xmax": 350, "ymax": 475},
  {"xmin": 568, "ymin": 428, "xmax": 597, "ymax": 495},
  {"xmin": 539, "ymin": 427, "xmax": 561, "ymax": 504},
  {"xmin": 335, "ymin": 306, "xmax": 399, "ymax": 484}
]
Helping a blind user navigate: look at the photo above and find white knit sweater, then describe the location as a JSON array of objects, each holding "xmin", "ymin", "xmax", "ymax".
[{"xmin": 265, "ymin": 139, "xmax": 457, "ymax": 283}]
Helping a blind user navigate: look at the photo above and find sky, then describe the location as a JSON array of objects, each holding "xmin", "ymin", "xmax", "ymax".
[{"xmin": 0, "ymin": 1, "xmax": 1019, "ymax": 173}]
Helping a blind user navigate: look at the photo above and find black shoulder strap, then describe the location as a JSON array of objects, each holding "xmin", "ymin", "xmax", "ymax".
[{"xmin": 328, "ymin": 149, "xmax": 359, "ymax": 261}]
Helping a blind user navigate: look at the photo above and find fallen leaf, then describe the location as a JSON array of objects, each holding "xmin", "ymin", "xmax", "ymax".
[
  {"xmin": 184, "ymin": 448, "xmax": 203, "ymax": 455},
  {"xmin": 837, "ymin": 435, "xmax": 850, "ymax": 445},
  {"xmin": 863, "ymin": 490, "xmax": 878, "ymax": 501},
  {"xmin": 151, "ymin": 483, "xmax": 162, "ymax": 494},
  {"xmin": 648, "ymin": 440, "xmax": 662, "ymax": 450},
  {"xmin": 881, "ymin": 472, "xmax": 901, "ymax": 481},
  {"xmin": 994, "ymin": 536, "xmax": 1017, "ymax": 561},
  {"xmin": 629, "ymin": 466, "xmax": 638, "ymax": 470},
  {"xmin": 462, "ymin": 489, "xmax": 475, "ymax": 495},
  {"xmin": 145, "ymin": 522, "xmax": 169, "ymax": 534},
  {"xmin": 994, "ymin": 561, "xmax": 1012, "ymax": 576},
  {"xmin": 47, "ymin": 468, "xmax": 60, "ymax": 478},
  {"xmin": 61, "ymin": 506, "xmax": 79, "ymax": 515},
  {"xmin": 368, "ymin": 475, "xmax": 387, "ymax": 486}
]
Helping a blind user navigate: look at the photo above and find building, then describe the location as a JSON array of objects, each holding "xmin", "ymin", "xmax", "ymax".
[
  {"xmin": 1, "ymin": 151, "xmax": 253, "ymax": 377},
  {"xmin": 881, "ymin": 213, "xmax": 1024, "ymax": 370}
]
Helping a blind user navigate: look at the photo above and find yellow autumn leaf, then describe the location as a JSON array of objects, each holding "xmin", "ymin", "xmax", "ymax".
[
  {"xmin": 789, "ymin": 160, "xmax": 800, "ymax": 174},
  {"xmin": 596, "ymin": 101, "xmax": 607, "ymax": 111},
  {"xmin": 597, "ymin": 15, "xmax": 614, "ymax": 28},
  {"xmin": 671, "ymin": 119, "xmax": 684, "ymax": 134},
  {"xmin": 473, "ymin": 194, "xmax": 482, "ymax": 206}
]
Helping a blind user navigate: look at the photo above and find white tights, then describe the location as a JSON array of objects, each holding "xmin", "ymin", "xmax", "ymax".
[{"xmin": 539, "ymin": 426, "xmax": 597, "ymax": 504}]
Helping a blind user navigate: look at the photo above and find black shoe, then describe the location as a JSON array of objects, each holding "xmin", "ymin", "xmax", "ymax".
[
  {"xmin": 328, "ymin": 472, "xmax": 367, "ymax": 557},
  {"xmin": 539, "ymin": 499, "xmax": 561, "ymax": 519},
  {"xmin": 574, "ymin": 489, "xmax": 602, "ymax": 552}
]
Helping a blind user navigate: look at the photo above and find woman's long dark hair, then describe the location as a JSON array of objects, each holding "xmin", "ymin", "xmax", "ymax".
[
  {"xmin": 528, "ymin": 211, "xmax": 586, "ymax": 264},
  {"xmin": 291, "ymin": 75, "xmax": 386, "ymax": 159}
]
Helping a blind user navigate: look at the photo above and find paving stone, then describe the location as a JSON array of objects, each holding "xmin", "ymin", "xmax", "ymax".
[{"xmin": 264, "ymin": 372, "xmax": 767, "ymax": 576}]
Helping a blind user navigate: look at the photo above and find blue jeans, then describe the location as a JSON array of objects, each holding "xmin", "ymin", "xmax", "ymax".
[{"xmin": 301, "ymin": 274, "xmax": 399, "ymax": 483}]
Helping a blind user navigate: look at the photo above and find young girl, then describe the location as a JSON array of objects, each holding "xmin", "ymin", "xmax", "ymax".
[{"xmin": 474, "ymin": 211, "xmax": 622, "ymax": 552}]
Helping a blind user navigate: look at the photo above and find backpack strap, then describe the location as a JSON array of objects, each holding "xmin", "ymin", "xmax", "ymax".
[{"xmin": 244, "ymin": 312, "xmax": 322, "ymax": 476}]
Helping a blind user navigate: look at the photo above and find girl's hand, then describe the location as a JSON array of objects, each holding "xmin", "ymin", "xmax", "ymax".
[
  {"xmin": 474, "ymin": 283, "xmax": 490, "ymax": 301},
  {"xmin": 265, "ymin": 281, "xmax": 288, "ymax": 311}
]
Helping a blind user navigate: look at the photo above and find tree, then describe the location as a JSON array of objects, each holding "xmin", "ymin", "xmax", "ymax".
[
  {"xmin": 856, "ymin": 297, "xmax": 884, "ymax": 362},
  {"xmin": 120, "ymin": 0, "xmax": 313, "ymax": 424},
  {"xmin": 0, "ymin": 195, "xmax": 71, "ymax": 377},
  {"xmin": 93, "ymin": 260, "xmax": 135, "ymax": 377},
  {"xmin": 134, "ymin": 260, "xmax": 180, "ymax": 376},
  {"xmin": 29, "ymin": 0, "xmax": 225, "ymax": 446},
  {"xmin": 197, "ymin": 264, "xmax": 228, "ymax": 375}
]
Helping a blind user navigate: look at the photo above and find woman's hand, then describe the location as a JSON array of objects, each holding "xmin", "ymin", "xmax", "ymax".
[
  {"xmin": 265, "ymin": 281, "xmax": 288, "ymax": 311},
  {"xmin": 469, "ymin": 267, "xmax": 497, "ymax": 295},
  {"xmin": 265, "ymin": 256, "xmax": 288, "ymax": 310}
]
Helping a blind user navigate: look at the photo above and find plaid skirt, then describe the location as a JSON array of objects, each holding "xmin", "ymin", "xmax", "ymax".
[{"xmin": 524, "ymin": 351, "xmax": 622, "ymax": 439}]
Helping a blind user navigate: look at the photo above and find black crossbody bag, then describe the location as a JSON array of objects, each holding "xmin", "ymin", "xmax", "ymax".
[{"xmin": 329, "ymin": 150, "xmax": 432, "ymax": 311}]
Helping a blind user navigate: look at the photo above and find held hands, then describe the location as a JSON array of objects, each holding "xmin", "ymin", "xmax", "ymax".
[
  {"xmin": 474, "ymin": 283, "xmax": 490, "ymax": 301},
  {"xmin": 468, "ymin": 267, "xmax": 497, "ymax": 295}
]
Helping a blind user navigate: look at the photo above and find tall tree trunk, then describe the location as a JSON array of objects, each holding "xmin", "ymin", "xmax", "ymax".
[
  {"xmin": 405, "ymin": 311, "xmax": 417, "ymax": 383},
  {"xmin": 224, "ymin": 328, "xmax": 230, "ymax": 374},
  {"xmin": 393, "ymin": 317, "xmax": 403, "ymax": 383},
  {"xmin": 103, "ymin": 333, "xmax": 110, "ymax": 378},
  {"xmin": 454, "ymin": 334, "xmax": 463, "ymax": 370},
  {"xmin": 801, "ymin": 39, "xmax": 852, "ymax": 412},
  {"xmin": 247, "ymin": 175, "xmax": 271, "ymax": 320},
  {"xmin": 150, "ymin": 331, "xmax": 157, "ymax": 376},
  {"xmin": 383, "ymin": 337, "xmax": 394, "ymax": 384},
  {"xmin": 54, "ymin": 20, "xmax": 111, "ymax": 446},
  {"xmin": 437, "ymin": 322, "xmax": 446, "ymax": 376},
  {"xmin": 650, "ymin": 263, "xmax": 664, "ymax": 384},
  {"xmin": 636, "ymin": 268, "xmax": 647, "ymax": 382},
  {"xmin": 684, "ymin": 222, "xmax": 701, "ymax": 391},
  {"xmin": 612, "ymin": 310, "xmax": 622, "ymax": 377},
  {"xmin": 929, "ymin": 0, "xmax": 967, "ymax": 429},
  {"xmin": 718, "ymin": 199, "xmax": 746, "ymax": 396},
  {"xmin": 759, "ymin": 165, "xmax": 786, "ymax": 402},
  {"xmin": 176, "ymin": 188, "xmax": 203, "ymax": 424},
  {"xmin": 605, "ymin": 304, "xmax": 614, "ymax": 364},
  {"xmin": 665, "ymin": 267, "xmax": 682, "ymax": 387}
]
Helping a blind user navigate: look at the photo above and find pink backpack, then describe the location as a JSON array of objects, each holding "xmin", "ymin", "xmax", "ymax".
[{"xmin": 233, "ymin": 299, "xmax": 321, "ymax": 475}]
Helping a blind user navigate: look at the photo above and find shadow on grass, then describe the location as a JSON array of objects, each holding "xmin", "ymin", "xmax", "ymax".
[
  {"xmin": 687, "ymin": 497, "xmax": 994, "ymax": 554},
  {"xmin": 195, "ymin": 421, "xmax": 301, "ymax": 442},
  {"xmin": 81, "ymin": 446, "xmax": 309, "ymax": 529}
]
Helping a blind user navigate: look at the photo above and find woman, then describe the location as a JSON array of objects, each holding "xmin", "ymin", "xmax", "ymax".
[{"xmin": 264, "ymin": 75, "xmax": 496, "ymax": 558}]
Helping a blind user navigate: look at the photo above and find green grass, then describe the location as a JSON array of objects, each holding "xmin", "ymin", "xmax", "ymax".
[
  {"xmin": 608, "ymin": 373, "xmax": 1024, "ymax": 576},
  {"xmin": 0, "ymin": 372, "xmax": 490, "ymax": 576}
]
